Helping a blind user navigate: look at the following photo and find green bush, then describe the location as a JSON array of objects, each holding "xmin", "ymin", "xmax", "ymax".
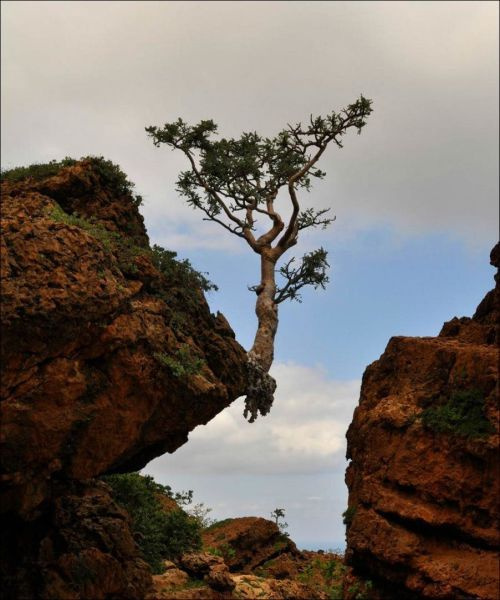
[
  {"xmin": 102, "ymin": 473, "xmax": 201, "ymax": 573},
  {"xmin": 342, "ymin": 505, "xmax": 356, "ymax": 527},
  {"xmin": 50, "ymin": 204, "xmax": 118, "ymax": 249},
  {"xmin": 150, "ymin": 244, "xmax": 217, "ymax": 293},
  {"xmin": 154, "ymin": 345, "xmax": 205, "ymax": 378},
  {"xmin": 0, "ymin": 157, "xmax": 77, "ymax": 182},
  {"xmin": 421, "ymin": 389, "xmax": 494, "ymax": 438}
]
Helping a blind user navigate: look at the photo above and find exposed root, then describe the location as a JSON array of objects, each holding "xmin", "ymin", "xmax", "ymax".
[{"xmin": 243, "ymin": 354, "xmax": 277, "ymax": 423}]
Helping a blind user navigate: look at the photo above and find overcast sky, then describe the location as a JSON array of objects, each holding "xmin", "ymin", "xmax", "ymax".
[{"xmin": 2, "ymin": 1, "xmax": 498, "ymax": 549}]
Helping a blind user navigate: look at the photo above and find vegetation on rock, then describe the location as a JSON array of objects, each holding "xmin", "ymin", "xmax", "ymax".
[
  {"xmin": 154, "ymin": 345, "xmax": 205, "ymax": 378},
  {"xmin": 1, "ymin": 155, "xmax": 144, "ymax": 206},
  {"xmin": 102, "ymin": 473, "xmax": 202, "ymax": 573},
  {"xmin": 421, "ymin": 389, "xmax": 494, "ymax": 438},
  {"xmin": 342, "ymin": 505, "xmax": 357, "ymax": 528}
]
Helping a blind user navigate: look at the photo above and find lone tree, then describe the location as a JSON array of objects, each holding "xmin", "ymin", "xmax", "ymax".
[
  {"xmin": 270, "ymin": 508, "xmax": 289, "ymax": 536},
  {"xmin": 146, "ymin": 95, "xmax": 372, "ymax": 422}
]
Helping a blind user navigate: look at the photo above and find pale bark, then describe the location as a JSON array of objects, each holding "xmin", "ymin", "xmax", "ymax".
[
  {"xmin": 248, "ymin": 249, "xmax": 279, "ymax": 372},
  {"xmin": 243, "ymin": 247, "xmax": 283, "ymax": 422}
]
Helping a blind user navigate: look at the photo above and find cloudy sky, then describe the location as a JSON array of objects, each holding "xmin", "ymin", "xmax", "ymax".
[{"xmin": 2, "ymin": 1, "xmax": 498, "ymax": 549}]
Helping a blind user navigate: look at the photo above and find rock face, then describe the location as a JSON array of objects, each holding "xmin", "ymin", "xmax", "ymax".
[
  {"xmin": 0, "ymin": 481, "xmax": 151, "ymax": 600},
  {"xmin": 0, "ymin": 160, "xmax": 248, "ymax": 598},
  {"xmin": 345, "ymin": 244, "xmax": 499, "ymax": 599},
  {"xmin": 202, "ymin": 517, "xmax": 298, "ymax": 573}
]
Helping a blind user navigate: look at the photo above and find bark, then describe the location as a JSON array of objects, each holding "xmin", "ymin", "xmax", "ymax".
[
  {"xmin": 248, "ymin": 250, "xmax": 279, "ymax": 371},
  {"xmin": 244, "ymin": 248, "xmax": 280, "ymax": 422}
]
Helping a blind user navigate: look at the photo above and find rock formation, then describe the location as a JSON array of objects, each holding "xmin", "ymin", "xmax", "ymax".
[
  {"xmin": 148, "ymin": 524, "xmax": 346, "ymax": 599},
  {"xmin": 202, "ymin": 517, "xmax": 298, "ymax": 573},
  {"xmin": 345, "ymin": 243, "xmax": 499, "ymax": 599},
  {"xmin": 0, "ymin": 159, "xmax": 248, "ymax": 598}
]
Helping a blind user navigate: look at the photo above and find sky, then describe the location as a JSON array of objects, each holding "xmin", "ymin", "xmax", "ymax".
[{"xmin": 1, "ymin": 1, "xmax": 498, "ymax": 550}]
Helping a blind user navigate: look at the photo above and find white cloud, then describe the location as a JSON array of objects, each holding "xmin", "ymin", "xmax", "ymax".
[{"xmin": 146, "ymin": 362, "xmax": 360, "ymax": 476}]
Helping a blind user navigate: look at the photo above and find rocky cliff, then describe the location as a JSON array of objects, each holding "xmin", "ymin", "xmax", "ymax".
[
  {"xmin": 345, "ymin": 243, "xmax": 499, "ymax": 599},
  {"xmin": 0, "ymin": 158, "xmax": 248, "ymax": 598}
]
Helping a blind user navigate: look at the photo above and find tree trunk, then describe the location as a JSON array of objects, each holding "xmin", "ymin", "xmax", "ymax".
[
  {"xmin": 248, "ymin": 250, "xmax": 278, "ymax": 372},
  {"xmin": 244, "ymin": 248, "xmax": 280, "ymax": 422}
]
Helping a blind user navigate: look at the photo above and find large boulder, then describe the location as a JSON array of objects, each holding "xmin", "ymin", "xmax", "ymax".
[
  {"xmin": 0, "ymin": 159, "xmax": 248, "ymax": 598},
  {"xmin": 345, "ymin": 244, "xmax": 499, "ymax": 599},
  {"xmin": 202, "ymin": 517, "xmax": 298, "ymax": 573}
]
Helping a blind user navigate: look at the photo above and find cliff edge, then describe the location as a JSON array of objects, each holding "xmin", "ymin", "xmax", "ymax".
[
  {"xmin": 0, "ymin": 158, "xmax": 248, "ymax": 598},
  {"xmin": 345, "ymin": 243, "xmax": 499, "ymax": 599}
]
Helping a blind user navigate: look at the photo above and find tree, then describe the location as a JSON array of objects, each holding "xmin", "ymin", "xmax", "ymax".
[
  {"xmin": 146, "ymin": 96, "xmax": 372, "ymax": 422},
  {"xmin": 270, "ymin": 507, "xmax": 289, "ymax": 536}
]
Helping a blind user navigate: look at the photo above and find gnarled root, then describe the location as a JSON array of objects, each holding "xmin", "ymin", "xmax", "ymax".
[{"xmin": 243, "ymin": 354, "xmax": 277, "ymax": 423}]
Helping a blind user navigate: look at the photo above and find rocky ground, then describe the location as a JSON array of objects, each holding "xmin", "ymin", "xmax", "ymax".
[{"xmin": 145, "ymin": 517, "xmax": 365, "ymax": 600}]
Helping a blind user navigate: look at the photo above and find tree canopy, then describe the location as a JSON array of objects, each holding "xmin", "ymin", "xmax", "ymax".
[{"xmin": 147, "ymin": 95, "xmax": 373, "ymax": 421}]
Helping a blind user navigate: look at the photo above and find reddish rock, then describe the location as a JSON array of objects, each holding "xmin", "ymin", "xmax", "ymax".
[
  {"xmin": 345, "ymin": 244, "xmax": 499, "ymax": 599},
  {"xmin": 0, "ymin": 480, "xmax": 152, "ymax": 599},
  {"xmin": 0, "ymin": 160, "xmax": 248, "ymax": 598},
  {"xmin": 202, "ymin": 517, "xmax": 298, "ymax": 573},
  {"xmin": 179, "ymin": 552, "xmax": 225, "ymax": 576},
  {"xmin": 232, "ymin": 574, "xmax": 327, "ymax": 599},
  {"xmin": 0, "ymin": 161, "xmax": 247, "ymax": 517},
  {"xmin": 204, "ymin": 564, "xmax": 236, "ymax": 592}
]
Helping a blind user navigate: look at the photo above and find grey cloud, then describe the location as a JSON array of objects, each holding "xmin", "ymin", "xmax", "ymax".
[{"xmin": 1, "ymin": 1, "xmax": 498, "ymax": 249}]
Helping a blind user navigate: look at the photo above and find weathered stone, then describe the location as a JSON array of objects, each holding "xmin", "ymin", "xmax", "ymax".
[
  {"xmin": 202, "ymin": 517, "xmax": 297, "ymax": 573},
  {"xmin": 0, "ymin": 160, "xmax": 248, "ymax": 599},
  {"xmin": 204, "ymin": 564, "xmax": 236, "ymax": 592},
  {"xmin": 345, "ymin": 243, "xmax": 499, "ymax": 599},
  {"xmin": 179, "ymin": 552, "xmax": 224, "ymax": 577}
]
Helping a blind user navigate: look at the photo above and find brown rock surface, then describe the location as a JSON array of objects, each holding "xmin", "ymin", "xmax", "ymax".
[
  {"xmin": 204, "ymin": 563, "xmax": 236, "ymax": 592},
  {"xmin": 148, "ymin": 549, "xmax": 347, "ymax": 599},
  {"xmin": 345, "ymin": 243, "xmax": 499, "ymax": 599},
  {"xmin": 0, "ymin": 160, "xmax": 247, "ymax": 516},
  {"xmin": 231, "ymin": 574, "xmax": 327, "ymax": 599},
  {"xmin": 0, "ymin": 160, "xmax": 248, "ymax": 598},
  {"xmin": 0, "ymin": 480, "xmax": 152, "ymax": 599},
  {"xmin": 179, "ymin": 552, "xmax": 225, "ymax": 577},
  {"xmin": 202, "ymin": 517, "xmax": 298, "ymax": 573}
]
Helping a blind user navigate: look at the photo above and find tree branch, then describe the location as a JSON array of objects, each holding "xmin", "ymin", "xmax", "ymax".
[{"xmin": 182, "ymin": 148, "xmax": 260, "ymax": 252}]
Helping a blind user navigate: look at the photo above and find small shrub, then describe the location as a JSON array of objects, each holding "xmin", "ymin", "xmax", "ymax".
[
  {"xmin": 187, "ymin": 502, "xmax": 216, "ymax": 528},
  {"xmin": 86, "ymin": 156, "xmax": 143, "ymax": 206},
  {"xmin": 150, "ymin": 244, "xmax": 217, "ymax": 294},
  {"xmin": 220, "ymin": 543, "xmax": 236, "ymax": 559},
  {"xmin": 154, "ymin": 345, "xmax": 204, "ymax": 377},
  {"xmin": 102, "ymin": 473, "xmax": 201, "ymax": 574},
  {"xmin": 421, "ymin": 389, "xmax": 494, "ymax": 438},
  {"xmin": 342, "ymin": 505, "xmax": 356, "ymax": 527},
  {"xmin": 50, "ymin": 205, "xmax": 117, "ymax": 249}
]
